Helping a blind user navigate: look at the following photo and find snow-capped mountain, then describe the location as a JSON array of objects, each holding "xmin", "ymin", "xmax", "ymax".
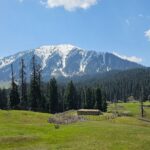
[{"xmin": 0, "ymin": 44, "xmax": 142, "ymax": 82}]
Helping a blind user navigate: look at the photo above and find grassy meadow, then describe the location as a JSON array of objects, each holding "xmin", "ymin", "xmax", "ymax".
[{"xmin": 0, "ymin": 102, "xmax": 150, "ymax": 150}]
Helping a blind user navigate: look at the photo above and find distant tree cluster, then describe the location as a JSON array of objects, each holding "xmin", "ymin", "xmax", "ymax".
[
  {"xmin": 76, "ymin": 68, "xmax": 150, "ymax": 103},
  {"xmin": 0, "ymin": 55, "xmax": 107, "ymax": 113},
  {"xmin": 99, "ymin": 69, "xmax": 150, "ymax": 102}
]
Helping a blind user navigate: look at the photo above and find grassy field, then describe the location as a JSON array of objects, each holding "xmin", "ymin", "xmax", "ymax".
[
  {"xmin": 0, "ymin": 102, "xmax": 150, "ymax": 150},
  {"xmin": 108, "ymin": 101, "xmax": 150, "ymax": 118}
]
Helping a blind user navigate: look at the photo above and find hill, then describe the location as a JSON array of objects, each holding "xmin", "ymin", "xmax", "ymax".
[{"xmin": 0, "ymin": 102, "xmax": 150, "ymax": 150}]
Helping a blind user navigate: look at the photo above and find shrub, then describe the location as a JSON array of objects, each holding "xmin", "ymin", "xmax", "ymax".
[{"xmin": 54, "ymin": 124, "xmax": 60, "ymax": 129}]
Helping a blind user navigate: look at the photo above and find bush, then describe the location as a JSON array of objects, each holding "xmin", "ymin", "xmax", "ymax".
[{"xmin": 54, "ymin": 124, "xmax": 60, "ymax": 129}]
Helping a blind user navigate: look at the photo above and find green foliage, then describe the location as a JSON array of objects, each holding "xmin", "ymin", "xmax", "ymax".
[
  {"xmin": 85, "ymin": 88, "xmax": 95, "ymax": 109},
  {"xmin": 19, "ymin": 58, "xmax": 28, "ymax": 109},
  {"xmin": 95, "ymin": 87, "xmax": 103, "ymax": 110},
  {"xmin": 0, "ymin": 89, "xmax": 8, "ymax": 109},
  {"xmin": 9, "ymin": 82, "xmax": 20, "ymax": 108},
  {"xmin": 75, "ymin": 68, "xmax": 150, "ymax": 103},
  {"xmin": 29, "ymin": 55, "xmax": 42, "ymax": 111},
  {"xmin": 49, "ymin": 78, "xmax": 58, "ymax": 114},
  {"xmin": 9, "ymin": 64, "xmax": 20, "ymax": 109},
  {"xmin": 65, "ymin": 81, "xmax": 77, "ymax": 110}
]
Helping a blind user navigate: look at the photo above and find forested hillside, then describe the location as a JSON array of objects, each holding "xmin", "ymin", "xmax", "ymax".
[
  {"xmin": 0, "ymin": 56, "xmax": 149, "ymax": 113},
  {"xmin": 75, "ymin": 68, "xmax": 150, "ymax": 102}
]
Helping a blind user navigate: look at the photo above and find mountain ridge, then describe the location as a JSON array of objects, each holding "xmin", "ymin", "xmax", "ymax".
[{"xmin": 0, "ymin": 44, "xmax": 143, "ymax": 82}]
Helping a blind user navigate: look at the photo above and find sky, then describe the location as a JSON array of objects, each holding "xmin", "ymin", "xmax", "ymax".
[{"xmin": 0, "ymin": 0, "xmax": 150, "ymax": 66}]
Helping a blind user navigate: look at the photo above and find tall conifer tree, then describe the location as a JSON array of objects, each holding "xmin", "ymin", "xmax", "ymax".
[
  {"xmin": 65, "ymin": 81, "xmax": 77, "ymax": 110},
  {"xmin": 20, "ymin": 58, "xmax": 28, "ymax": 109},
  {"xmin": 95, "ymin": 87, "xmax": 102, "ymax": 111},
  {"xmin": 9, "ymin": 64, "xmax": 20, "ymax": 109},
  {"xmin": 49, "ymin": 78, "xmax": 58, "ymax": 113},
  {"xmin": 0, "ymin": 89, "xmax": 8, "ymax": 109},
  {"xmin": 30, "ymin": 55, "xmax": 42, "ymax": 111}
]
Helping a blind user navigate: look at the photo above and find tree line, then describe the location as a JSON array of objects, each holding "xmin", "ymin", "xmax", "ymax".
[
  {"xmin": 99, "ymin": 68, "xmax": 150, "ymax": 102},
  {"xmin": 0, "ymin": 55, "xmax": 107, "ymax": 113},
  {"xmin": 75, "ymin": 68, "xmax": 150, "ymax": 103}
]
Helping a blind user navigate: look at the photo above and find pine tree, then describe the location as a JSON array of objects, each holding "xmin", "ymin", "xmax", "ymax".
[
  {"xmin": 44, "ymin": 83, "xmax": 50, "ymax": 112},
  {"xmin": 58, "ymin": 87, "xmax": 65, "ymax": 112},
  {"xmin": 77, "ymin": 88, "xmax": 83, "ymax": 109},
  {"xmin": 95, "ymin": 87, "xmax": 102, "ymax": 110},
  {"xmin": 49, "ymin": 78, "xmax": 58, "ymax": 114},
  {"xmin": 102, "ymin": 93, "xmax": 107, "ymax": 112},
  {"xmin": 85, "ymin": 88, "xmax": 93, "ymax": 109},
  {"xmin": 91, "ymin": 88, "xmax": 96, "ymax": 108},
  {"xmin": 29, "ymin": 55, "xmax": 42, "ymax": 111},
  {"xmin": 9, "ymin": 64, "xmax": 20, "ymax": 109},
  {"xmin": 0, "ymin": 89, "xmax": 8, "ymax": 109},
  {"xmin": 79, "ymin": 87, "xmax": 86, "ymax": 109},
  {"xmin": 148, "ymin": 95, "xmax": 150, "ymax": 102},
  {"xmin": 65, "ymin": 81, "xmax": 77, "ymax": 110},
  {"xmin": 80, "ymin": 88, "xmax": 86, "ymax": 109},
  {"xmin": 36, "ymin": 64, "xmax": 43, "ymax": 111},
  {"xmin": 19, "ymin": 58, "xmax": 28, "ymax": 109}
]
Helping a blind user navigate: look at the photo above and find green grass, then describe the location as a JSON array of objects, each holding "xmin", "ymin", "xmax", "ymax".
[
  {"xmin": 108, "ymin": 101, "xmax": 150, "ymax": 119},
  {"xmin": 0, "ymin": 102, "xmax": 150, "ymax": 150}
]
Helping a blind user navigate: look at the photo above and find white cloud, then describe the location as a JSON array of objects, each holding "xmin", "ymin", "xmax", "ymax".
[
  {"xmin": 145, "ymin": 29, "xmax": 150, "ymax": 41},
  {"xmin": 40, "ymin": 0, "xmax": 98, "ymax": 11},
  {"xmin": 113, "ymin": 52, "xmax": 142, "ymax": 63}
]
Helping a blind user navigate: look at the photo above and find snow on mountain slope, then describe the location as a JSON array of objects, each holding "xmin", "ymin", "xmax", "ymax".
[
  {"xmin": 0, "ymin": 44, "xmax": 143, "ymax": 81},
  {"xmin": 0, "ymin": 51, "xmax": 27, "ymax": 69},
  {"xmin": 34, "ymin": 44, "xmax": 78, "ymax": 69}
]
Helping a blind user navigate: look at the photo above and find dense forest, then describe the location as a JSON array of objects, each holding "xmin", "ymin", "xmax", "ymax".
[
  {"xmin": 80, "ymin": 68, "xmax": 150, "ymax": 102},
  {"xmin": 0, "ymin": 56, "xmax": 107, "ymax": 113},
  {"xmin": 0, "ymin": 56, "xmax": 150, "ymax": 113}
]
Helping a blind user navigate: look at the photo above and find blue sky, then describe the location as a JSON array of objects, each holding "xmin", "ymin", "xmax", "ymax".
[{"xmin": 0, "ymin": 0, "xmax": 150, "ymax": 66}]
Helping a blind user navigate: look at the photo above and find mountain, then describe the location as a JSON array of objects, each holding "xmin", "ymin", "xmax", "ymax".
[{"xmin": 0, "ymin": 44, "xmax": 143, "ymax": 82}]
